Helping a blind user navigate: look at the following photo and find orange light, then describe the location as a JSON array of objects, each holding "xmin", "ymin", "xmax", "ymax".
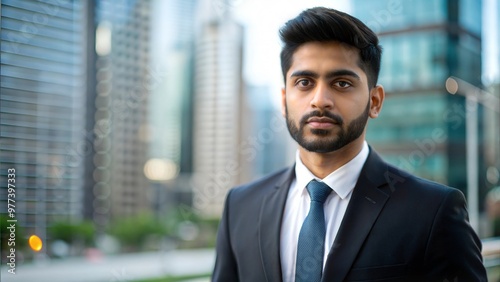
[{"xmin": 29, "ymin": 235, "xmax": 43, "ymax": 252}]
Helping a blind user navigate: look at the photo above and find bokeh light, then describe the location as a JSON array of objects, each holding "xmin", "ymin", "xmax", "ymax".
[{"xmin": 29, "ymin": 235, "xmax": 43, "ymax": 252}]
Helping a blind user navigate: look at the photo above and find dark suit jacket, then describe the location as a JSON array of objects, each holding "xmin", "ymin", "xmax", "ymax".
[{"xmin": 212, "ymin": 149, "xmax": 487, "ymax": 281}]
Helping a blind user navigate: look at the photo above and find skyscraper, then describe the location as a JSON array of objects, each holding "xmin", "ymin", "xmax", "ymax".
[
  {"xmin": 0, "ymin": 0, "xmax": 87, "ymax": 244},
  {"xmin": 147, "ymin": 0, "xmax": 197, "ymax": 173},
  {"xmin": 192, "ymin": 2, "xmax": 247, "ymax": 217},
  {"xmin": 91, "ymin": 0, "xmax": 153, "ymax": 229},
  {"xmin": 143, "ymin": 0, "xmax": 199, "ymax": 216}
]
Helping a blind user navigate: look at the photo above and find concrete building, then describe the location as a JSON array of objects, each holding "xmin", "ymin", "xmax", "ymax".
[
  {"xmin": 192, "ymin": 4, "xmax": 247, "ymax": 217},
  {"xmin": 91, "ymin": 0, "xmax": 152, "ymax": 228}
]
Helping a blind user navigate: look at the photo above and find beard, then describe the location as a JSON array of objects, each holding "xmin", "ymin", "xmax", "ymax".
[{"xmin": 286, "ymin": 101, "xmax": 370, "ymax": 153}]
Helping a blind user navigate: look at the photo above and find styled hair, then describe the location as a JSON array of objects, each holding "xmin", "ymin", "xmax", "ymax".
[{"xmin": 279, "ymin": 7, "xmax": 382, "ymax": 88}]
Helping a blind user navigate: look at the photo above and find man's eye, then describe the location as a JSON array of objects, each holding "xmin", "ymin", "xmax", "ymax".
[
  {"xmin": 296, "ymin": 79, "xmax": 312, "ymax": 87},
  {"xmin": 334, "ymin": 81, "xmax": 351, "ymax": 88}
]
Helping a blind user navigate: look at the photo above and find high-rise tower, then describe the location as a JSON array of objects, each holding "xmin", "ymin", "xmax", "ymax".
[
  {"xmin": 0, "ymin": 0, "xmax": 88, "ymax": 246},
  {"xmin": 192, "ymin": 2, "xmax": 247, "ymax": 216}
]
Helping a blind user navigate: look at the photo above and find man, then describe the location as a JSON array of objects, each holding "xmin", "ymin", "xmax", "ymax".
[{"xmin": 212, "ymin": 7, "xmax": 487, "ymax": 282}]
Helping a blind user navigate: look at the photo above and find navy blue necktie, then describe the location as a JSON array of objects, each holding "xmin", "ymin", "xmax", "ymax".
[{"xmin": 295, "ymin": 179, "xmax": 332, "ymax": 282}]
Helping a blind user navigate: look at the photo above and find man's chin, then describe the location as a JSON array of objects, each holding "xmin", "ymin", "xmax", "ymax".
[
  {"xmin": 308, "ymin": 128, "xmax": 332, "ymax": 136},
  {"xmin": 299, "ymin": 138, "xmax": 340, "ymax": 153},
  {"xmin": 303, "ymin": 147, "xmax": 337, "ymax": 153},
  {"xmin": 303, "ymin": 133, "xmax": 339, "ymax": 143}
]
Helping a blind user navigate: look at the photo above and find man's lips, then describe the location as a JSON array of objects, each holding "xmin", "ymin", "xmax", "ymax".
[{"xmin": 306, "ymin": 117, "xmax": 338, "ymax": 129}]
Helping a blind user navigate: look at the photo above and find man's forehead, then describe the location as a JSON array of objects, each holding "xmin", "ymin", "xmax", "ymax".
[
  {"xmin": 292, "ymin": 41, "xmax": 360, "ymax": 61},
  {"xmin": 288, "ymin": 41, "xmax": 365, "ymax": 76}
]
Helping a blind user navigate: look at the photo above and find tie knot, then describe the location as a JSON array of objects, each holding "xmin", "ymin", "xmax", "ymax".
[{"xmin": 306, "ymin": 180, "xmax": 332, "ymax": 204}]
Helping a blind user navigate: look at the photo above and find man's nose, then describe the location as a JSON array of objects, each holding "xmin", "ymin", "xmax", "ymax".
[{"xmin": 310, "ymin": 83, "xmax": 334, "ymax": 110}]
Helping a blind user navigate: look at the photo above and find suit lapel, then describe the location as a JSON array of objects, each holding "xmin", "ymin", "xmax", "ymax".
[
  {"xmin": 259, "ymin": 166, "xmax": 295, "ymax": 282},
  {"xmin": 322, "ymin": 149, "xmax": 392, "ymax": 282}
]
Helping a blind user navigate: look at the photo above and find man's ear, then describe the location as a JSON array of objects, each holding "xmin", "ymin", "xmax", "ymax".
[
  {"xmin": 281, "ymin": 87, "xmax": 286, "ymax": 118},
  {"xmin": 369, "ymin": 85, "xmax": 385, "ymax": 119}
]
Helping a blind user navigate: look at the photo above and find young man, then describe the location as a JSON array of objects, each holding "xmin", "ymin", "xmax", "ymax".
[{"xmin": 212, "ymin": 7, "xmax": 487, "ymax": 282}]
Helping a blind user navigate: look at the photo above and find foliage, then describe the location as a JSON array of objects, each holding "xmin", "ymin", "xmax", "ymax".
[
  {"xmin": 107, "ymin": 206, "xmax": 220, "ymax": 251},
  {"xmin": 107, "ymin": 212, "xmax": 166, "ymax": 250},
  {"xmin": 163, "ymin": 204, "xmax": 201, "ymax": 234},
  {"xmin": 163, "ymin": 205, "xmax": 220, "ymax": 249},
  {"xmin": 48, "ymin": 220, "xmax": 95, "ymax": 247}
]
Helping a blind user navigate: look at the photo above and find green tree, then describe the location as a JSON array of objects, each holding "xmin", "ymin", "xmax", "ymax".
[
  {"xmin": 108, "ymin": 212, "xmax": 166, "ymax": 251},
  {"xmin": 48, "ymin": 220, "xmax": 95, "ymax": 247}
]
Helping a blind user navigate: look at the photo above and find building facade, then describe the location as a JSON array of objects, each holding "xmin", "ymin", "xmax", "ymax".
[
  {"xmin": 352, "ymin": 0, "xmax": 484, "ymax": 228},
  {"xmin": 192, "ymin": 8, "xmax": 247, "ymax": 216},
  {"xmin": 91, "ymin": 0, "xmax": 153, "ymax": 229},
  {"xmin": 144, "ymin": 0, "xmax": 199, "ymax": 217},
  {"xmin": 0, "ymin": 0, "xmax": 88, "ymax": 244}
]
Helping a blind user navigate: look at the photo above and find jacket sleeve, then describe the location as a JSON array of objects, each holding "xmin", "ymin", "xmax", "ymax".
[
  {"xmin": 212, "ymin": 190, "xmax": 239, "ymax": 282},
  {"xmin": 423, "ymin": 188, "xmax": 487, "ymax": 281}
]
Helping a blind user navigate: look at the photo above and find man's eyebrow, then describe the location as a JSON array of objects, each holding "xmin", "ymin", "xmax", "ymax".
[
  {"xmin": 325, "ymin": 70, "xmax": 361, "ymax": 80},
  {"xmin": 289, "ymin": 69, "xmax": 361, "ymax": 80},
  {"xmin": 289, "ymin": 70, "xmax": 319, "ymax": 79}
]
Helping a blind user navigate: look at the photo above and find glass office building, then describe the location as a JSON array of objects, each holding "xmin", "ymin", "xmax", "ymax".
[
  {"xmin": 0, "ymin": 0, "xmax": 87, "ymax": 242},
  {"xmin": 1, "ymin": 0, "xmax": 199, "ymax": 240},
  {"xmin": 91, "ymin": 0, "xmax": 153, "ymax": 229},
  {"xmin": 143, "ymin": 0, "xmax": 198, "ymax": 218},
  {"xmin": 353, "ymin": 0, "xmax": 483, "ymax": 192}
]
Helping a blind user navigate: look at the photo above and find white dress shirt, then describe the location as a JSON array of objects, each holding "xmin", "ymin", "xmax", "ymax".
[{"xmin": 280, "ymin": 141, "xmax": 370, "ymax": 282}]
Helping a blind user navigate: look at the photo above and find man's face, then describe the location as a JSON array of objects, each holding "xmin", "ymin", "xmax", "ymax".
[{"xmin": 282, "ymin": 41, "xmax": 374, "ymax": 153}]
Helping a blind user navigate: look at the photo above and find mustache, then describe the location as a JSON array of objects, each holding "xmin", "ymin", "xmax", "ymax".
[{"xmin": 300, "ymin": 110, "xmax": 343, "ymax": 126}]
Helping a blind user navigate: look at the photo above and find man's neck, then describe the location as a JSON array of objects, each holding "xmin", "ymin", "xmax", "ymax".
[{"xmin": 298, "ymin": 138, "xmax": 365, "ymax": 179}]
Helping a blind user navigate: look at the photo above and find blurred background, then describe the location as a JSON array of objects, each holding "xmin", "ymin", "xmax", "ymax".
[{"xmin": 0, "ymin": 0, "xmax": 499, "ymax": 281}]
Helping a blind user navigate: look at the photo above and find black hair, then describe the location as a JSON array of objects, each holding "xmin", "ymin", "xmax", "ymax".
[{"xmin": 279, "ymin": 7, "xmax": 382, "ymax": 88}]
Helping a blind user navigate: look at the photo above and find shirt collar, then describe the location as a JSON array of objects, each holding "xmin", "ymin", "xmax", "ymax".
[{"xmin": 294, "ymin": 141, "xmax": 370, "ymax": 199}]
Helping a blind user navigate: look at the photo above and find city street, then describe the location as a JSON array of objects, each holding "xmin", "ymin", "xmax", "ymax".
[{"xmin": 0, "ymin": 249, "xmax": 214, "ymax": 282}]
